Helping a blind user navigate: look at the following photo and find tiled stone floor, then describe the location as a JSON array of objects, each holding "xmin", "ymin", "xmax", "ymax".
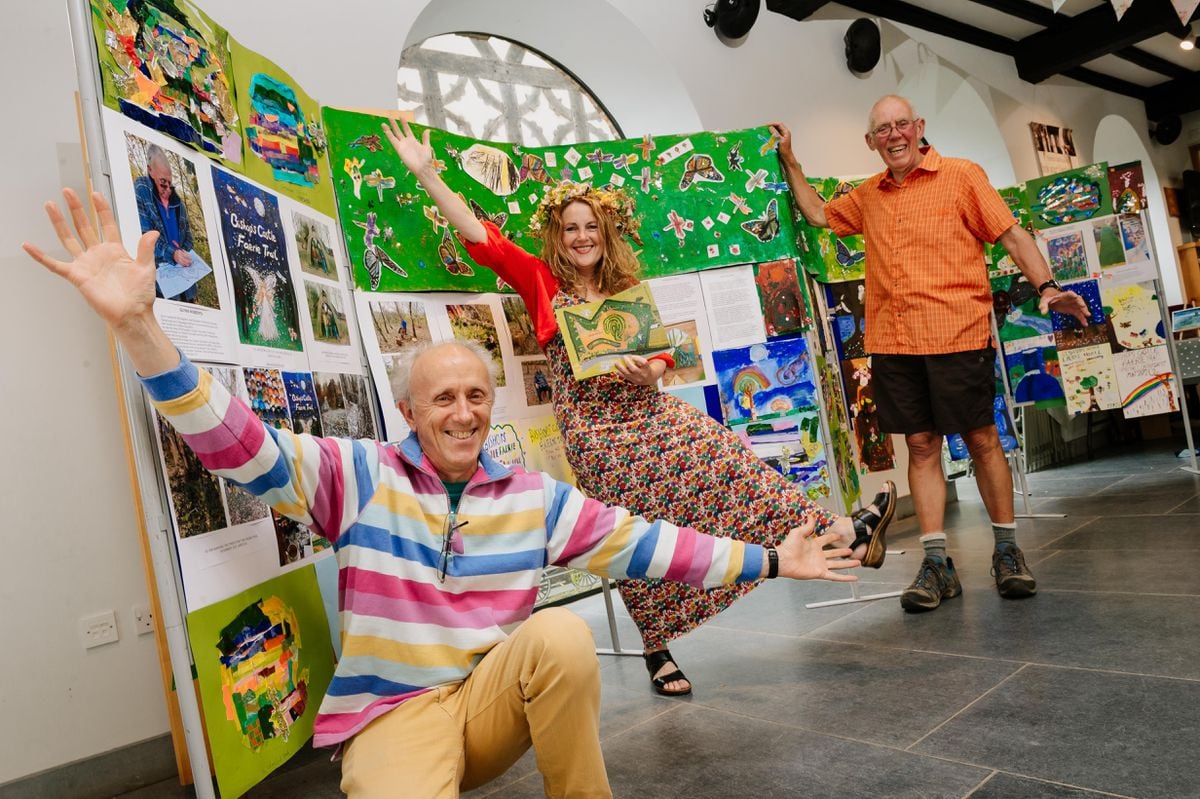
[{"xmin": 120, "ymin": 443, "xmax": 1200, "ymax": 798}]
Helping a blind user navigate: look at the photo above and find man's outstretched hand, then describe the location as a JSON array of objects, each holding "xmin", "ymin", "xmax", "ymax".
[
  {"xmin": 775, "ymin": 516, "xmax": 861, "ymax": 582},
  {"xmin": 23, "ymin": 188, "xmax": 179, "ymax": 375},
  {"xmin": 22, "ymin": 189, "xmax": 157, "ymax": 331}
]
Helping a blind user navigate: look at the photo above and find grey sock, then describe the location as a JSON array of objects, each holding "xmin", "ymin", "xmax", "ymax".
[
  {"xmin": 993, "ymin": 522, "xmax": 1017, "ymax": 550},
  {"xmin": 920, "ymin": 532, "xmax": 947, "ymax": 562}
]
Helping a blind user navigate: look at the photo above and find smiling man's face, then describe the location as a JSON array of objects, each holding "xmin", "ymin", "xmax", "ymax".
[
  {"xmin": 865, "ymin": 96, "xmax": 926, "ymax": 182},
  {"xmin": 399, "ymin": 344, "xmax": 494, "ymax": 482}
]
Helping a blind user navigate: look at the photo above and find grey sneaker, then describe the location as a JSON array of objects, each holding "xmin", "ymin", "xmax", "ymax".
[
  {"xmin": 992, "ymin": 545, "xmax": 1037, "ymax": 599},
  {"xmin": 901, "ymin": 557, "xmax": 962, "ymax": 613}
]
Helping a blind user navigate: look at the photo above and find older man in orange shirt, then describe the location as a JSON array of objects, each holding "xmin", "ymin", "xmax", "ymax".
[{"xmin": 773, "ymin": 95, "xmax": 1089, "ymax": 612}]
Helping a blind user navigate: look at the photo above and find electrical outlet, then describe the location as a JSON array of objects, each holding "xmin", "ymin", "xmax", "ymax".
[
  {"xmin": 79, "ymin": 610, "xmax": 119, "ymax": 649},
  {"xmin": 133, "ymin": 604, "xmax": 155, "ymax": 636}
]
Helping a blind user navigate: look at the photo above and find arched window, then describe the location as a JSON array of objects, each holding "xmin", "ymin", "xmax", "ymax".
[{"xmin": 397, "ymin": 32, "xmax": 621, "ymax": 146}]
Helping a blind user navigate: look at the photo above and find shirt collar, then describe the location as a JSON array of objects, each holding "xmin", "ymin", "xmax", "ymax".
[
  {"xmin": 396, "ymin": 431, "xmax": 513, "ymax": 485},
  {"xmin": 880, "ymin": 145, "xmax": 940, "ymax": 188}
]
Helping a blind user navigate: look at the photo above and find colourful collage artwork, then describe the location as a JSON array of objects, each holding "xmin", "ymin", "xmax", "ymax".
[
  {"xmin": 322, "ymin": 109, "xmax": 797, "ymax": 292},
  {"xmin": 229, "ymin": 39, "xmax": 335, "ymax": 216},
  {"xmin": 1026, "ymin": 163, "xmax": 1110, "ymax": 230},
  {"xmin": 187, "ymin": 567, "xmax": 335, "ymax": 798},
  {"xmin": 91, "ymin": 0, "xmax": 241, "ymax": 162}
]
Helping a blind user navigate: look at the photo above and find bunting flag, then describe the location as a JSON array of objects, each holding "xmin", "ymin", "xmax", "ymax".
[
  {"xmin": 1109, "ymin": 0, "xmax": 1134, "ymax": 21},
  {"xmin": 1052, "ymin": 0, "xmax": 1068, "ymax": 12},
  {"xmin": 1173, "ymin": 0, "xmax": 1200, "ymax": 25}
]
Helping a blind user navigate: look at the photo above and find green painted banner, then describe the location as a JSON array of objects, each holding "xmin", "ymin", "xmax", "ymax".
[{"xmin": 322, "ymin": 108, "xmax": 799, "ymax": 292}]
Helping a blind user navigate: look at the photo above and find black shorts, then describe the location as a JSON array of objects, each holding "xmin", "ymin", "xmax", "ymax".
[{"xmin": 871, "ymin": 348, "xmax": 996, "ymax": 435}]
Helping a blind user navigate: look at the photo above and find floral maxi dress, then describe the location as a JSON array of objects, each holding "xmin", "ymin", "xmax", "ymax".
[{"xmin": 465, "ymin": 223, "xmax": 837, "ymax": 648}]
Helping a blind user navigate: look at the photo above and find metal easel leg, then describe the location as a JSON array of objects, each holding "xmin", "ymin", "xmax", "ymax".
[
  {"xmin": 594, "ymin": 578, "xmax": 642, "ymax": 657},
  {"xmin": 1011, "ymin": 449, "xmax": 1065, "ymax": 519},
  {"xmin": 804, "ymin": 579, "xmax": 903, "ymax": 609}
]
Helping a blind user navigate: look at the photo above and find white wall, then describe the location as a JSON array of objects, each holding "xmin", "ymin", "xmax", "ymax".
[{"xmin": 4, "ymin": 0, "xmax": 1195, "ymax": 783}]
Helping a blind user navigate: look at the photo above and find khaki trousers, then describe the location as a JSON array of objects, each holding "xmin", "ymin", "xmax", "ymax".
[{"xmin": 339, "ymin": 608, "xmax": 612, "ymax": 798}]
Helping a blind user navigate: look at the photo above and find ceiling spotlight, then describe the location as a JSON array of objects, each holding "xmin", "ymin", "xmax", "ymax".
[{"xmin": 1180, "ymin": 22, "xmax": 1196, "ymax": 50}]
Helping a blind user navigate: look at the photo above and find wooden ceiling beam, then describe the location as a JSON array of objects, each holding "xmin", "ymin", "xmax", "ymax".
[
  {"xmin": 1144, "ymin": 72, "xmax": 1200, "ymax": 119},
  {"xmin": 837, "ymin": 0, "xmax": 1015, "ymax": 55},
  {"xmin": 764, "ymin": 0, "xmax": 834, "ymax": 21},
  {"xmin": 1015, "ymin": 0, "xmax": 1189, "ymax": 83}
]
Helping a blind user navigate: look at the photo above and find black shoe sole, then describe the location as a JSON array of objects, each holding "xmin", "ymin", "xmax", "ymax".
[
  {"xmin": 900, "ymin": 585, "xmax": 962, "ymax": 613},
  {"xmin": 861, "ymin": 480, "xmax": 896, "ymax": 569},
  {"xmin": 998, "ymin": 582, "xmax": 1037, "ymax": 599}
]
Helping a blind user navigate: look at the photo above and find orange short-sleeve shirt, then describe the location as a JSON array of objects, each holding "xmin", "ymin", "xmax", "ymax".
[{"xmin": 825, "ymin": 147, "xmax": 1016, "ymax": 355}]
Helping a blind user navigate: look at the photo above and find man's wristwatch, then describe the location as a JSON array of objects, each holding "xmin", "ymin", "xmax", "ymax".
[
  {"xmin": 1037, "ymin": 279, "xmax": 1062, "ymax": 295},
  {"xmin": 764, "ymin": 545, "xmax": 779, "ymax": 579}
]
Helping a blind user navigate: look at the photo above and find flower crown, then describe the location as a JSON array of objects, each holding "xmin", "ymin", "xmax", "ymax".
[{"xmin": 528, "ymin": 181, "xmax": 641, "ymax": 240}]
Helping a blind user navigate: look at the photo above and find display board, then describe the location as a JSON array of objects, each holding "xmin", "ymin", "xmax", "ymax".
[
  {"xmin": 78, "ymin": 3, "xmax": 890, "ymax": 795},
  {"xmin": 990, "ymin": 161, "xmax": 1180, "ymax": 419}
]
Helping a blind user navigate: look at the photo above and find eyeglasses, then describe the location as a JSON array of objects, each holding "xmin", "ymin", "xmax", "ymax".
[
  {"xmin": 871, "ymin": 118, "xmax": 919, "ymax": 139},
  {"xmin": 438, "ymin": 512, "xmax": 469, "ymax": 583}
]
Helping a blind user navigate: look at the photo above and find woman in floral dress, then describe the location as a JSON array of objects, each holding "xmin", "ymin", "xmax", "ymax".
[{"xmin": 385, "ymin": 119, "xmax": 894, "ymax": 695}]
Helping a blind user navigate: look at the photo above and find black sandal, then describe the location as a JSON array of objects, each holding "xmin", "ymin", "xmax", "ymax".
[
  {"xmin": 849, "ymin": 479, "xmax": 896, "ymax": 569},
  {"xmin": 643, "ymin": 649, "xmax": 692, "ymax": 697}
]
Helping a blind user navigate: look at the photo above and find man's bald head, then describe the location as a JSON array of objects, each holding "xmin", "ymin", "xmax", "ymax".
[{"xmin": 867, "ymin": 95, "xmax": 917, "ymax": 134}]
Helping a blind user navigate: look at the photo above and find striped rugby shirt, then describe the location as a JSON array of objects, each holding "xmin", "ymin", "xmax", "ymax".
[{"xmin": 142, "ymin": 354, "xmax": 765, "ymax": 747}]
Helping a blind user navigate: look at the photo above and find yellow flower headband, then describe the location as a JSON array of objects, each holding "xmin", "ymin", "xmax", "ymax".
[{"xmin": 528, "ymin": 181, "xmax": 641, "ymax": 241}]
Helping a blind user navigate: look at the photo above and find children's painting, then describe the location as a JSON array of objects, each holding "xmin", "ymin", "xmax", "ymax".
[
  {"xmin": 555, "ymin": 285, "xmax": 671, "ymax": 380},
  {"xmin": 1058, "ymin": 343, "xmax": 1120, "ymax": 415},
  {"xmin": 305, "ymin": 281, "xmax": 350, "ymax": 346},
  {"xmin": 824, "ymin": 280, "xmax": 867, "ymax": 360},
  {"xmin": 322, "ymin": 109, "xmax": 797, "ymax": 291},
  {"xmin": 370, "ymin": 299, "xmax": 432, "ymax": 353},
  {"xmin": 186, "ymin": 567, "xmax": 334, "ymax": 798},
  {"xmin": 1108, "ymin": 161, "xmax": 1145, "ymax": 214},
  {"xmin": 816, "ymin": 354, "xmax": 860, "ymax": 511},
  {"xmin": 1113, "ymin": 346, "xmax": 1179, "ymax": 418},
  {"xmin": 447, "ymin": 303, "xmax": 507, "ymax": 385},
  {"xmin": 794, "ymin": 177, "xmax": 867, "ymax": 283},
  {"xmin": 213, "ymin": 168, "xmax": 303, "ymax": 351},
  {"xmin": 1052, "ymin": 279, "xmax": 1105, "ymax": 332},
  {"xmin": 1103, "ymin": 281, "xmax": 1165, "ymax": 351},
  {"xmin": 660, "ymin": 321, "xmax": 706, "ymax": 387},
  {"xmin": 840, "ymin": 356, "xmax": 895, "ymax": 472},
  {"xmin": 1090, "ymin": 217, "xmax": 1125, "ymax": 269},
  {"xmin": 1045, "ymin": 228, "xmax": 1090, "ymax": 281},
  {"xmin": 991, "ymin": 274, "xmax": 1052, "ymax": 341},
  {"xmin": 91, "ymin": 0, "xmax": 241, "ymax": 161},
  {"xmin": 126, "ymin": 132, "xmax": 219, "ymax": 306},
  {"xmin": 713, "ymin": 335, "xmax": 817, "ymax": 426},
  {"xmin": 734, "ymin": 410, "xmax": 830, "ymax": 500},
  {"xmin": 1027, "ymin": 164, "xmax": 1109, "ymax": 229},
  {"xmin": 1001, "ymin": 334, "xmax": 1065, "ymax": 407},
  {"xmin": 293, "ymin": 211, "xmax": 338, "ymax": 279},
  {"xmin": 229, "ymin": 39, "xmax": 335, "ymax": 216},
  {"xmin": 1119, "ymin": 214, "xmax": 1150, "ymax": 262},
  {"xmin": 755, "ymin": 258, "xmax": 811, "ymax": 336}
]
